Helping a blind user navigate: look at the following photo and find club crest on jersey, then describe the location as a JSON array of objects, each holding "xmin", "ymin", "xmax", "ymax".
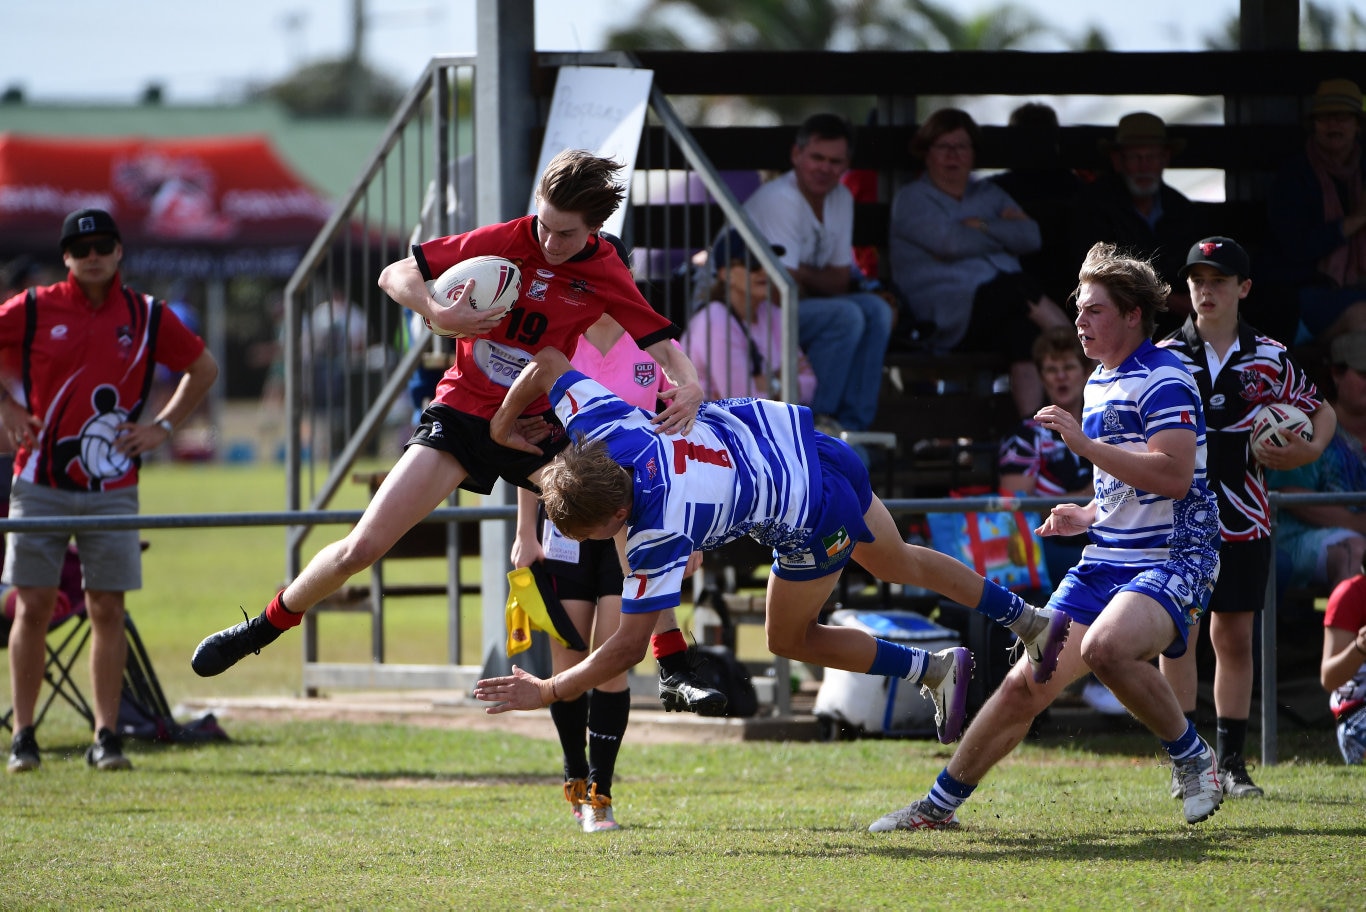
[
  {"xmin": 1102, "ymin": 404, "xmax": 1123, "ymax": 434},
  {"xmin": 633, "ymin": 362, "xmax": 656, "ymax": 388},
  {"xmin": 1239, "ymin": 368, "xmax": 1270, "ymax": 401},
  {"xmin": 117, "ymin": 325, "xmax": 133, "ymax": 348},
  {"xmin": 822, "ymin": 527, "xmax": 851, "ymax": 558},
  {"xmin": 527, "ymin": 278, "xmax": 548, "ymax": 301}
]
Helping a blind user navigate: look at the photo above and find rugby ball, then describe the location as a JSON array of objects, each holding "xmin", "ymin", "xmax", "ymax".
[
  {"xmin": 1251, "ymin": 402, "xmax": 1313, "ymax": 448},
  {"xmin": 423, "ymin": 255, "xmax": 521, "ymax": 336}
]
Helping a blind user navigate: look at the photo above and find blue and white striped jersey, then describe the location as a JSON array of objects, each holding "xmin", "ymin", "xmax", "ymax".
[
  {"xmin": 1081, "ymin": 339, "xmax": 1219, "ymax": 567},
  {"xmin": 550, "ymin": 371, "xmax": 820, "ymax": 613}
]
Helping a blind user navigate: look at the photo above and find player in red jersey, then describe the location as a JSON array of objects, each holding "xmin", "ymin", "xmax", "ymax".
[{"xmin": 193, "ymin": 150, "xmax": 703, "ymax": 678}]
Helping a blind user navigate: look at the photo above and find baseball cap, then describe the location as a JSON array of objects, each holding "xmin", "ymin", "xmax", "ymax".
[
  {"xmin": 1330, "ymin": 331, "xmax": 1366, "ymax": 372},
  {"xmin": 1178, "ymin": 236, "xmax": 1251, "ymax": 280},
  {"xmin": 1099, "ymin": 112, "xmax": 1186, "ymax": 154},
  {"xmin": 59, "ymin": 208, "xmax": 121, "ymax": 250},
  {"xmin": 711, "ymin": 227, "xmax": 785, "ymax": 270}
]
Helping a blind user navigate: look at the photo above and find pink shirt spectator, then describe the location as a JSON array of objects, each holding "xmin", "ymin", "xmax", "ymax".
[
  {"xmin": 570, "ymin": 332, "xmax": 676, "ymax": 410},
  {"xmin": 682, "ymin": 298, "xmax": 816, "ymax": 405}
]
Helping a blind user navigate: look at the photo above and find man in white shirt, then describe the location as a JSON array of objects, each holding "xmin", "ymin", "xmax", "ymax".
[{"xmin": 743, "ymin": 113, "xmax": 893, "ymax": 434}]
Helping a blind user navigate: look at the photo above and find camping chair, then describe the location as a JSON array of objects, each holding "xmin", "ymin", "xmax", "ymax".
[{"xmin": 1, "ymin": 547, "xmax": 228, "ymax": 743}]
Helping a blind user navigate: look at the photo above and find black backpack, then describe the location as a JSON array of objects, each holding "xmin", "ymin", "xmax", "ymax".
[{"xmin": 688, "ymin": 644, "xmax": 759, "ymax": 718}]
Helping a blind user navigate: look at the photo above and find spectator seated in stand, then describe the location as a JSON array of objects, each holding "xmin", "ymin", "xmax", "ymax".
[
  {"xmin": 1266, "ymin": 330, "xmax": 1366, "ymax": 595},
  {"xmin": 1263, "ymin": 78, "xmax": 1366, "ymax": 347},
  {"xmin": 989, "ymin": 102, "xmax": 1085, "ymax": 310},
  {"xmin": 683, "ymin": 227, "xmax": 817, "ymax": 404},
  {"xmin": 1069, "ymin": 112, "xmax": 1205, "ymax": 340},
  {"xmin": 742, "ymin": 112, "xmax": 893, "ymax": 438},
  {"xmin": 888, "ymin": 107, "xmax": 1071, "ymax": 418}
]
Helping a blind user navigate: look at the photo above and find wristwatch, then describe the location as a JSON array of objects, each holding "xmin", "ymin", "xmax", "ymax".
[{"xmin": 156, "ymin": 418, "xmax": 174, "ymax": 435}]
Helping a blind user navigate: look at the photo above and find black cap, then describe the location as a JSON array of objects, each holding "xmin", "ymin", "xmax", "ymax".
[
  {"xmin": 711, "ymin": 227, "xmax": 785, "ymax": 270},
  {"xmin": 60, "ymin": 208, "xmax": 121, "ymax": 250},
  {"xmin": 1178, "ymin": 236, "xmax": 1250, "ymax": 280}
]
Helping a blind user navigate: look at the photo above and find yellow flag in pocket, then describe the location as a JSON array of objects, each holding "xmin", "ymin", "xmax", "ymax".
[{"xmin": 506, "ymin": 566, "xmax": 579, "ymax": 655}]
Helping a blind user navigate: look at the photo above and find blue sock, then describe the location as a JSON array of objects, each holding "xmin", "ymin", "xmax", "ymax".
[
  {"xmin": 1161, "ymin": 719, "xmax": 1204, "ymax": 761},
  {"xmin": 976, "ymin": 580, "xmax": 1026, "ymax": 626},
  {"xmin": 928, "ymin": 768, "xmax": 976, "ymax": 812},
  {"xmin": 867, "ymin": 638, "xmax": 926, "ymax": 681}
]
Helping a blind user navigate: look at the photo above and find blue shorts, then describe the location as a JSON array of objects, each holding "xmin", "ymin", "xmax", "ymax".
[
  {"xmin": 1048, "ymin": 555, "xmax": 1217, "ymax": 659},
  {"xmin": 1338, "ymin": 704, "xmax": 1366, "ymax": 765},
  {"xmin": 771, "ymin": 435, "xmax": 874, "ymax": 582}
]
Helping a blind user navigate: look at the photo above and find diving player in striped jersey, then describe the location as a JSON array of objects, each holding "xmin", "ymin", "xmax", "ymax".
[{"xmin": 472, "ymin": 347, "xmax": 1072, "ymax": 749}]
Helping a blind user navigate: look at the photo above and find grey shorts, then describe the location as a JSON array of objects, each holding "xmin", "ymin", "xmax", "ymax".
[{"xmin": 3, "ymin": 479, "xmax": 142, "ymax": 591}]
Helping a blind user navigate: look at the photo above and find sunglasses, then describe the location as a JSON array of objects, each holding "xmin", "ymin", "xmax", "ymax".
[{"xmin": 66, "ymin": 237, "xmax": 118, "ymax": 258}]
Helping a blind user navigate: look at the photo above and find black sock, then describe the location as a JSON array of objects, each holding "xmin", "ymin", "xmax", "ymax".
[
  {"xmin": 587, "ymin": 688, "xmax": 631, "ymax": 798},
  {"xmin": 657, "ymin": 648, "xmax": 689, "ymax": 677},
  {"xmin": 549, "ymin": 693, "xmax": 589, "ymax": 781},
  {"xmin": 1216, "ymin": 716, "xmax": 1248, "ymax": 765}
]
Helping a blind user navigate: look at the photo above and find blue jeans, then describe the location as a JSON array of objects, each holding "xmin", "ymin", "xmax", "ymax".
[{"xmin": 797, "ymin": 292, "xmax": 892, "ymax": 431}]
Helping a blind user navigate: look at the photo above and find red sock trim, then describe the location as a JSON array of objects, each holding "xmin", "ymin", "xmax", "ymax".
[
  {"xmin": 651, "ymin": 627, "xmax": 686, "ymax": 660},
  {"xmin": 265, "ymin": 590, "xmax": 304, "ymax": 630}
]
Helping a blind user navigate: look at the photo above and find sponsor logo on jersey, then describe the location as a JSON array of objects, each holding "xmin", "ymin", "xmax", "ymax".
[
  {"xmin": 569, "ymin": 278, "xmax": 595, "ymax": 296},
  {"xmin": 633, "ymin": 362, "xmax": 656, "ymax": 388},
  {"xmin": 1095, "ymin": 478, "xmax": 1134, "ymax": 507},
  {"xmin": 117, "ymin": 325, "xmax": 133, "ymax": 348},
  {"xmin": 822, "ymin": 527, "xmax": 851, "ymax": 558},
  {"xmin": 536, "ymin": 269, "xmax": 554, "ymax": 279},
  {"xmin": 51, "ymin": 324, "xmax": 68, "ymax": 340},
  {"xmin": 645, "ymin": 456, "xmax": 657, "ymax": 479}
]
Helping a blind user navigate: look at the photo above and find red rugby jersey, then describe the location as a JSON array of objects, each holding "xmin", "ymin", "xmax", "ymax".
[
  {"xmin": 0, "ymin": 274, "xmax": 205, "ymax": 491},
  {"xmin": 412, "ymin": 215, "xmax": 676, "ymax": 419}
]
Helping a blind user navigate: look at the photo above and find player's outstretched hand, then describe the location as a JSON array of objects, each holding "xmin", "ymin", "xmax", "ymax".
[
  {"xmin": 1037, "ymin": 501, "xmax": 1094, "ymax": 538},
  {"xmin": 653, "ymin": 380, "xmax": 702, "ymax": 435},
  {"xmin": 472, "ymin": 665, "xmax": 552, "ymax": 713}
]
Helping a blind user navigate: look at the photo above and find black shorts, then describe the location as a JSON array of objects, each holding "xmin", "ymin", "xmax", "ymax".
[
  {"xmin": 1208, "ymin": 537, "xmax": 1272, "ymax": 614},
  {"xmin": 406, "ymin": 403, "xmax": 568, "ymax": 495},
  {"xmin": 544, "ymin": 537, "xmax": 626, "ymax": 603}
]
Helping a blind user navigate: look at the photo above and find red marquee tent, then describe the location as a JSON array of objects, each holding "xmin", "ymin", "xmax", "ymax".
[{"xmin": 0, "ymin": 133, "xmax": 335, "ymax": 277}]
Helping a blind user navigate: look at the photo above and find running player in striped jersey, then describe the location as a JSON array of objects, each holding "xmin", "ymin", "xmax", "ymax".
[
  {"xmin": 472, "ymin": 347, "xmax": 1072, "ymax": 749},
  {"xmin": 870, "ymin": 242, "xmax": 1226, "ymax": 832}
]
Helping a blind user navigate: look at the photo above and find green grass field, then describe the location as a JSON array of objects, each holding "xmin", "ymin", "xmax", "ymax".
[{"xmin": 3, "ymin": 463, "xmax": 1362, "ymax": 910}]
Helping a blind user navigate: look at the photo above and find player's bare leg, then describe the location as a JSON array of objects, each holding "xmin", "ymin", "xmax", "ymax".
[{"xmin": 192, "ymin": 446, "xmax": 469, "ymax": 676}]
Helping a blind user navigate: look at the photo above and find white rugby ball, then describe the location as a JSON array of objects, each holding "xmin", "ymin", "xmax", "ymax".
[
  {"xmin": 423, "ymin": 255, "xmax": 521, "ymax": 336},
  {"xmin": 1251, "ymin": 402, "xmax": 1313, "ymax": 448}
]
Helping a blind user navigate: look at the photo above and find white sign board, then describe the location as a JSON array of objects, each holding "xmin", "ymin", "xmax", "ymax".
[{"xmin": 529, "ymin": 66, "xmax": 654, "ymax": 239}]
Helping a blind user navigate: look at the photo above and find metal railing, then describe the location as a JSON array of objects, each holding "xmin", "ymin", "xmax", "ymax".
[
  {"xmin": 276, "ymin": 52, "xmax": 804, "ymax": 690},
  {"xmin": 7, "ymin": 490, "xmax": 1357, "ymax": 760}
]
